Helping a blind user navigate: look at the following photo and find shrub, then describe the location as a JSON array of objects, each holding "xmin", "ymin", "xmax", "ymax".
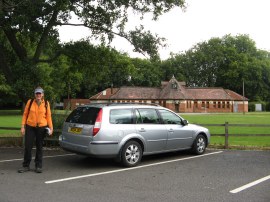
[
  {"xmin": 248, "ymin": 101, "xmax": 269, "ymax": 112},
  {"xmin": 266, "ymin": 102, "xmax": 270, "ymax": 111},
  {"xmin": 248, "ymin": 102, "xmax": 255, "ymax": 112},
  {"xmin": 51, "ymin": 110, "xmax": 71, "ymax": 136}
]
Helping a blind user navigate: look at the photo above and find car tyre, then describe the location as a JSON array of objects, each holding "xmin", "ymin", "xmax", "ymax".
[
  {"xmin": 192, "ymin": 134, "xmax": 206, "ymax": 155},
  {"xmin": 121, "ymin": 141, "xmax": 142, "ymax": 167}
]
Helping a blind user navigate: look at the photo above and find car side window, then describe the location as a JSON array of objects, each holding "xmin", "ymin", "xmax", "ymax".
[
  {"xmin": 135, "ymin": 110, "xmax": 143, "ymax": 124},
  {"xmin": 158, "ymin": 109, "xmax": 182, "ymax": 124},
  {"xmin": 110, "ymin": 109, "xmax": 133, "ymax": 124},
  {"xmin": 136, "ymin": 109, "xmax": 160, "ymax": 124}
]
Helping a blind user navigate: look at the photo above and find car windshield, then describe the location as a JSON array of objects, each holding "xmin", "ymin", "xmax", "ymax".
[{"xmin": 66, "ymin": 107, "xmax": 100, "ymax": 124}]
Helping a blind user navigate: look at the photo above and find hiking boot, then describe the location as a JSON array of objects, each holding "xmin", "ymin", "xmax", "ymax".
[
  {"xmin": 35, "ymin": 167, "xmax": 42, "ymax": 173},
  {"xmin": 18, "ymin": 166, "xmax": 30, "ymax": 173}
]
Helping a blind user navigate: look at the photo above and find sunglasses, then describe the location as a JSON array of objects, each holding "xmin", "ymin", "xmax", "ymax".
[{"xmin": 35, "ymin": 92, "xmax": 42, "ymax": 95}]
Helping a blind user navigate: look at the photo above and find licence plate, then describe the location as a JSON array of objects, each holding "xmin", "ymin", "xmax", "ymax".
[{"xmin": 68, "ymin": 127, "xmax": 82, "ymax": 134}]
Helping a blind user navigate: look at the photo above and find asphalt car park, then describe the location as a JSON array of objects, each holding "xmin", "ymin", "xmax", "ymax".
[{"xmin": 0, "ymin": 147, "xmax": 269, "ymax": 202}]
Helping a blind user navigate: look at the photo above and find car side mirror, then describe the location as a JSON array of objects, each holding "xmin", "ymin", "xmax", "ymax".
[{"xmin": 182, "ymin": 119, "xmax": 188, "ymax": 126}]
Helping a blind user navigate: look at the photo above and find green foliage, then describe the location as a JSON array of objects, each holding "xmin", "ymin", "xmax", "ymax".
[
  {"xmin": 130, "ymin": 58, "xmax": 162, "ymax": 87},
  {"xmin": 51, "ymin": 113, "xmax": 70, "ymax": 135},
  {"xmin": 0, "ymin": 0, "xmax": 269, "ymax": 107},
  {"xmin": 0, "ymin": 0, "xmax": 187, "ymax": 106},
  {"xmin": 248, "ymin": 102, "xmax": 256, "ymax": 112},
  {"xmin": 248, "ymin": 101, "xmax": 269, "ymax": 112},
  {"xmin": 0, "ymin": 74, "xmax": 12, "ymax": 95},
  {"xmin": 164, "ymin": 34, "xmax": 270, "ymax": 102},
  {"xmin": 63, "ymin": 40, "xmax": 136, "ymax": 96},
  {"xmin": 266, "ymin": 102, "xmax": 270, "ymax": 111},
  {"xmin": 160, "ymin": 55, "xmax": 186, "ymax": 82}
]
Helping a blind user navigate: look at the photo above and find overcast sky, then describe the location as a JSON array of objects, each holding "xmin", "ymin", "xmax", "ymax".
[{"xmin": 58, "ymin": 0, "xmax": 270, "ymax": 60}]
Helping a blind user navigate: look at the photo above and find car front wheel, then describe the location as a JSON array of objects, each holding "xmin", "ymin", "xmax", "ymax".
[
  {"xmin": 192, "ymin": 134, "xmax": 206, "ymax": 155},
  {"xmin": 121, "ymin": 141, "xmax": 142, "ymax": 167}
]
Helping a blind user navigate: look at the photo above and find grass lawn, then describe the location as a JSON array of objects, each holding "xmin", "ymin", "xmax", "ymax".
[
  {"xmin": 0, "ymin": 110, "xmax": 70, "ymax": 137},
  {"xmin": 211, "ymin": 136, "xmax": 270, "ymax": 147},
  {"xmin": 1, "ymin": 110, "xmax": 270, "ymax": 148},
  {"xmin": 0, "ymin": 114, "xmax": 22, "ymax": 137}
]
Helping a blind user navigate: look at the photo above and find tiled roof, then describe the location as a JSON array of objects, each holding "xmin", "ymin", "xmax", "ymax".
[
  {"xmin": 159, "ymin": 77, "xmax": 188, "ymax": 99},
  {"xmin": 110, "ymin": 87, "xmax": 161, "ymax": 99},
  {"xmin": 186, "ymin": 88, "xmax": 233, "ymax": 100},
  {"xmin": 89, "ymin": 88, "xmax": 119, "ymax": 100},
  {"xmin": 89, "ymin": 77, "xmax": 248, "ymax": 101},
  {"xmin": 225, "ymin": 89, "xmax": 248, "ymax": 101}
]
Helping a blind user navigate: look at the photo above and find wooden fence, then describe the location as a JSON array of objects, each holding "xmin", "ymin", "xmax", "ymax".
[
  {"xmin": 0, "ymin": 127, "xmax": 61, "ymax": 146},
  {"xmin": 198, "ymin": 122, "xmax": 270, "ymax": 149},
  {"xmin": 1, "ymin": 123, "xmax": 270, "ymax": 148}
]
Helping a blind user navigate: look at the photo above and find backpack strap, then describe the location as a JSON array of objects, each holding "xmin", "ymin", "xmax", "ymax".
[
  {"xmin": 26, "ymin": 99, "xmax": 34, "ymax": 122},
  {"xmin": 44, "ymin": 99, "xmax": 48, "ymax": 115}
]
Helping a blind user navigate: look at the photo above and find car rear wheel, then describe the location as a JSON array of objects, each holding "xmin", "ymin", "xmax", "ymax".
[
  {"xmin": 121, "ymin": 141, "xmax": 142, "ymax": 167},
  {"xmin": 192, "ymin": 134, "xmax": 206, "ymax": 155}
]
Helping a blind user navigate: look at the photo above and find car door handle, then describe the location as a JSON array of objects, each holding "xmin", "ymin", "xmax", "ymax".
[
  {"xmin": 168, "ymin": 129, "xmax": 174, "ymax": 132},
  {"xmin": 139, "ymin": 128, "xmax": 146, "ymax": 132}
]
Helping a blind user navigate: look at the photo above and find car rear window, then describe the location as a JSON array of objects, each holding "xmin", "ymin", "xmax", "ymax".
[
  {"xmin": 66, "ymin": 107, "xmax": 101, "ymax": 124},
  {"xmin": 110, "ymin": 109, "xmax": 133, "ymax": 124}
]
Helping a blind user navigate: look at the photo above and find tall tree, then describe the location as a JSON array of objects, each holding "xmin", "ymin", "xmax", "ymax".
[
  {"xmin": 0, "ymin": 0, "xmax": 186, "ymax": 102},
  {"xmin": 130, "ymin": 58, "xmax": 162, "ymax": 87},
  {"xmin": 63, "ymin": 40, "xmax": 136, "ymax": 97},
  {"xmin": 162, "ymin": 34, "xmax": 270, "ymax": 101}
]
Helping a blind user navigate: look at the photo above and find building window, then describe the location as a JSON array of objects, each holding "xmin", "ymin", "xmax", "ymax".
[
  {"xmin": 172, "ymin": 83, "xmax": 177, "ymax": 89},
  {"xmin": 206, "ymin": 102, "xmax": 209, "ymax": 108},
  {"xmin": 202, "ymin": 101, "xmax": 205, "ymax": 108},
  {"xmin": 194, "ymin": 101, "xmax": 198, "ymax": 108},
  {"xmin": 213, "ymin": 101, "xmax": 216, "ymax": 108},
  {"xmin": 187, "ymin": 101, "xmax": 191, "ymax": 108}
]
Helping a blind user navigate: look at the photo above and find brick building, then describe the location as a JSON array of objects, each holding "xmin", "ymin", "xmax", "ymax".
[
  {"xmin": 89, "ymin": 76, "xmax": 248, "ymax": 113},
  {"xmin": 63, "ymin": 98, "xmax": 90, "ymax": 110}
]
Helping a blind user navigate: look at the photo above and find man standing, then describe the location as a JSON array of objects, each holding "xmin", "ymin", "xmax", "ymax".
[{"xmin": 18, "ymin": 87, "xmax": 53, "ymax": 173}]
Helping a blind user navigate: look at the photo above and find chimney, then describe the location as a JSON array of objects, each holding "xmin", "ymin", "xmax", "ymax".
[{"xmin": 111, "ymin": 83, "xmax": 113, "ymax": 94}]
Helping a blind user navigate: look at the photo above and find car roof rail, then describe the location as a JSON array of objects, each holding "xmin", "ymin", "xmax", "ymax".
[{"xmin": 88, "ymin": 102, "xmax": 161, "ymax": 107}]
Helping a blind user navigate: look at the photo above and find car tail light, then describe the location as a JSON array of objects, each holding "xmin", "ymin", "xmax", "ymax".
[{"xmin": 93, "ymin": 109, "xmax": 102, "ymax": 136}]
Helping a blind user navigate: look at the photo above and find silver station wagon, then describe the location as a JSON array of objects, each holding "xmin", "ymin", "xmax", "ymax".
[{"xmin": 59, "ymin": 103, "xmax": 210, "ymax": 167}]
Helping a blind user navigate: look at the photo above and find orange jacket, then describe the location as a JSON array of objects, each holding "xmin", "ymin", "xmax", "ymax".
[{"xmin": 21, "ymin": 99, "xmax": 53, "ymax": 129}]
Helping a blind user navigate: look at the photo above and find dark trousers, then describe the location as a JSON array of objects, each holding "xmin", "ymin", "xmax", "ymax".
[{"xmin": 22, "ymin": 125, "xmax": 46, "ymax": 168}]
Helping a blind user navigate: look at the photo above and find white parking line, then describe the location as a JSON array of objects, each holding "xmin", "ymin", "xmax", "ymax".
[
  {"xmin": 0, "ymin": 154, "xmax": 75, "ymax": 163},
  {"xmin": 45, "ymin": 151, "xmax": 223, "ymax": 184},
  {"xmin": 230, "ymin": 175, "xmax": 270, "ymax": 194}
]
